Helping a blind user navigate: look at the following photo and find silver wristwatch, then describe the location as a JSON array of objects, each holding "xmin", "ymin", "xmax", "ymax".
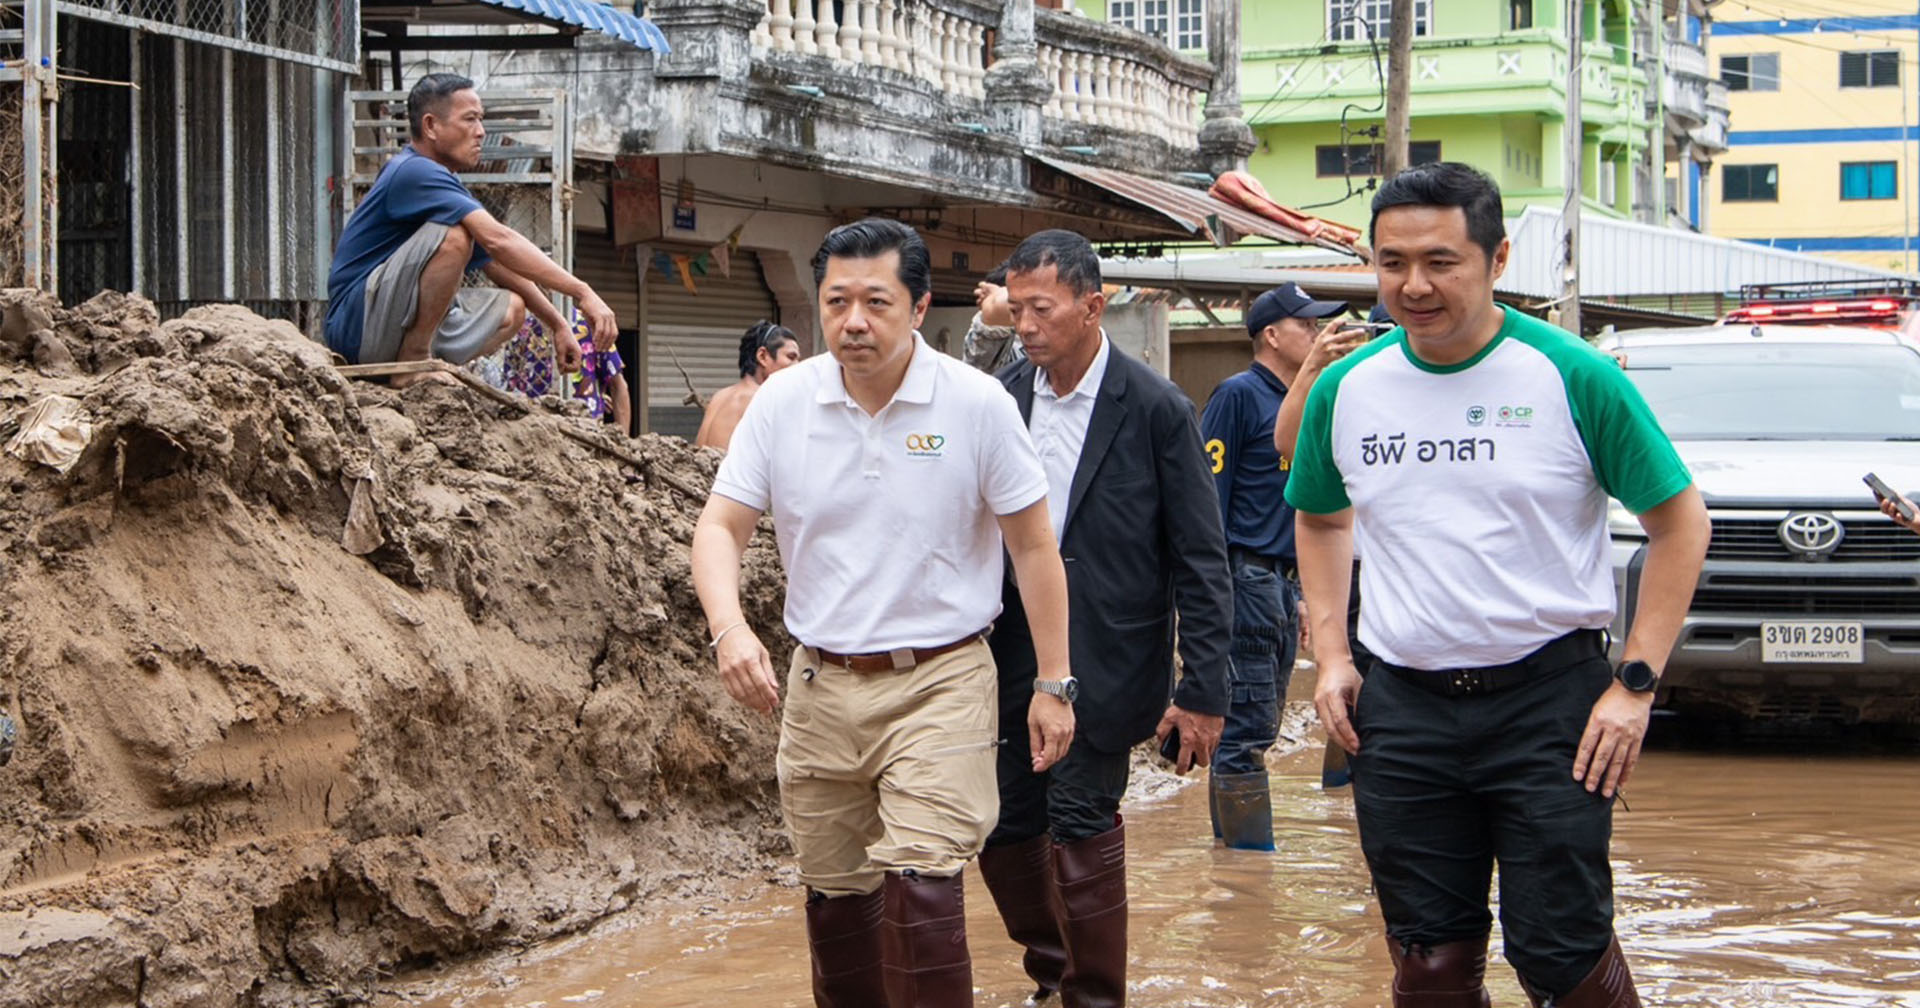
[{"xmin": 1033, "ymin": 676, "xmax": 1080, "ymax": 704}]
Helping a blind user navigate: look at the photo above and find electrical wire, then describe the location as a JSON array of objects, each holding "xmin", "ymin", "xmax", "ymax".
[{"xmin": 1292, "ymin": 0, "xmax": 1390, "ymax": 211}]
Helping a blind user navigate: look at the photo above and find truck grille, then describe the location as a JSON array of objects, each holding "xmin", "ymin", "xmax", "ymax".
[
  {"xmin": 1691, "ymin": 583, "xmax": 1920, "ymax": 616},
  {"xmin": 1707, "ymin": 516, "xmax": 1920, "ymax": 562}
]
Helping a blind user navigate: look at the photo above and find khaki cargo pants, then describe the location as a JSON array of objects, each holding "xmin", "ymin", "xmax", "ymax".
[{"xmin": 775, "ymin": 639, "xmax": 1000, "ymax": 897}]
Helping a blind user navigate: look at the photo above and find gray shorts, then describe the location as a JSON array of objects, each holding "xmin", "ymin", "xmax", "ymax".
[{"xmin": 359, "ymin": 221, "xmax": 516, "ymax": 365}]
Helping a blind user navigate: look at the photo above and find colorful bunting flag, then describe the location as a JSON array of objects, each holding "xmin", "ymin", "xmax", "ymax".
[{"xmin": 711, "ymin": 223, "xmax": 745, "ymax": 279}]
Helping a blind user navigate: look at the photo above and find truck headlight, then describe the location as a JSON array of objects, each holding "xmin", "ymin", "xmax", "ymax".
[{"xmin": 1608, "ymin": 499, "xmax": 1647, "ymax": 541}]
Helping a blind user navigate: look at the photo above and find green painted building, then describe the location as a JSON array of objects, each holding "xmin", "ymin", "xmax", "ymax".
[{"xmin": 1079, "ymin": 0, "xmax": 1669, "ymax": 233}]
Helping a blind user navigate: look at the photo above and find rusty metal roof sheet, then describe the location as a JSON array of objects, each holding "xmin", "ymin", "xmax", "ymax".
[{"xmin": 1031, "ymin": 155, "xmax": 1359, "ymax": 257}]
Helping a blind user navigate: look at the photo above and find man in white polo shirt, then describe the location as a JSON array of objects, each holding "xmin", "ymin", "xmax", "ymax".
[
  {"xmin": 691, "ymin": 217, "xmax": 1074, "ymax": 1008},
  {"xmin": 1288, "ymin": 164, "xmax": 1709, "ymax": 1008}
]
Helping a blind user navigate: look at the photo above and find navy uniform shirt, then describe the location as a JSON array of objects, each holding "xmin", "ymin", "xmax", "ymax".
[{"xmin": 1200, "ymin": 361, "xmax": 1295, "ymax": 562}]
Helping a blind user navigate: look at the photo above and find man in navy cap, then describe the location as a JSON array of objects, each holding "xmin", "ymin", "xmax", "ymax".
[{"xmin": 1198, "ymin": 281, "xmax": 1350, "ymax": 850}]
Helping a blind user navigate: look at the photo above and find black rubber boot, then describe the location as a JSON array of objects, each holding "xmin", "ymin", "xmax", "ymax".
[{"xmin": 1211, "ymin": 771, "xmax": 1276, "ymax": 851}]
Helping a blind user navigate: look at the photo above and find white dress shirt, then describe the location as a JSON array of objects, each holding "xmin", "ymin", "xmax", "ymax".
[{"xmin": 1029, "ymin": 334, "xmax": 1112, "ymax": 541}]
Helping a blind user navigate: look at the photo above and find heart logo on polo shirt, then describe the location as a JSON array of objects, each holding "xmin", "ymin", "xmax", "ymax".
[{"xmin": 905, "ymin": 433, "xmax": 947, "ymax": 458}]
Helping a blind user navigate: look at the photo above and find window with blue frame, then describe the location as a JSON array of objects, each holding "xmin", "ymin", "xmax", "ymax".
[{"xmin": 1841, "ymin": 161, "xmax": 1898, "ymax": 201}]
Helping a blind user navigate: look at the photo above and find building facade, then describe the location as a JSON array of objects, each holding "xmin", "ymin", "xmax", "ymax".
[
  {"xmin": 348, "ymin": 0, "xmax": 1366, "ymax": 435},
  {"xmin": 1706, "ymin": 1, "xmax": 1920, "ymax": 271},
  {"xmin": 1073, "ymin": 0, "xmax": 1728, "ymax": 238}
]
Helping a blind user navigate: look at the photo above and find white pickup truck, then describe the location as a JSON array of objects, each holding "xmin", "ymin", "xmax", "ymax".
[{"xmin": 1598, "ymin": 324, "xmax": 1920, "ymax": 725}]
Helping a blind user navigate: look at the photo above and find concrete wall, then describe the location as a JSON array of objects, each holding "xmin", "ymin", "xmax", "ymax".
[
  {"xmin": 1103, "ymin": 302, "xmax": 1171, "ymax": 377},
  {"xmin": 1171, "ymin": 327, "xmax": 1252, "ymax": 412}
]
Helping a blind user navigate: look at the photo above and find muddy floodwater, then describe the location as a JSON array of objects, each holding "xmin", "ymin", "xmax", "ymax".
[{"xmin": 382, "ymin": 724, "xmax": 1920, "ymax": 1008}]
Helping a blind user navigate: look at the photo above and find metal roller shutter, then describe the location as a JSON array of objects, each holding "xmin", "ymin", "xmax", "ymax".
[
  {"xmin": 643, "ymin": 249, "xmax": 780, "ymax": 439},
  {"xmin": 573, "ymin": 230, "xmax": 643, "ymax": 328}
]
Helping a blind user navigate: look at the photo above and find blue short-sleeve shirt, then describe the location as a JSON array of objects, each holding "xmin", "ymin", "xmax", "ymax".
[
  {"xmin": 324, "ymin": 147, "xmax": 490, "ymax": 360},
  {"xmin": 1200, "ymin": 361, "xmax": 1296, "ymax": 561}
]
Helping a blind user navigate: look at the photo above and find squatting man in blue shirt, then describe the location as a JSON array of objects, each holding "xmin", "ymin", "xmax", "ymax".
[
  {"xmin": 324, "ymin": 73, "xmax": 617, "ymax": 387},
  {"xmin": 1289, "ymin": 162, "xmax": 1709, "ymax": 1008}
]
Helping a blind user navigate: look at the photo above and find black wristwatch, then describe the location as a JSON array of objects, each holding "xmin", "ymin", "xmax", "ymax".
[
  {"xmin": 1034, "ymin": 676, "xmax": 1079, "ymax": 705},
  {"xmin": 1613, "ymin": 659, "xmax": 1658, "ymax": 694}
]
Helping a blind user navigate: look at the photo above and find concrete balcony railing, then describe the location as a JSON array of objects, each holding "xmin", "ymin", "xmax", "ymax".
[
  {"xmin": 1692, "ymin": 79, "xmax": 1730, "ymax": 153},
  {"xmin": 1705, "ymin": 78, "xmax": 1730, "ymax": 115},
  {"xmin": 1034, "ymin": 10, "xmax": 1207, "ymax": 149},
  {"xmin": 752, "ymin": 0, "xmax": 993, "ymax": 97},
  {"xmin": 1245, "ymin": 33, "xmax": 1644, "ymax": 126},
  {"xmin": 1664, "ymin": 36, "xmax": 1709, "ymax": 81},
  {"xmin": 747, "ymin": 0, "xmax": 1205, "ymax": 147},
  {"xmin": 1663, "ymin": 70, "xmax": 1708, "ymax": 128}
]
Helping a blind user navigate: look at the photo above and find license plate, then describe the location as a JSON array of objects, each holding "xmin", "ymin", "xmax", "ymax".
[{"xmin": 1760, "ymin": 621, "xmax": 1865, "ymax": 663}]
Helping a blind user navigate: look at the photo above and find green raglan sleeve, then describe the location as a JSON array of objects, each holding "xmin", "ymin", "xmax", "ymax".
[
  {"xmin": 1564, "ymin": 350, "xmax": 1693, "ymax": 514},
  {"xmin": 1282, "ymin": 366, "xmax": 1352, "ymax": 515}
]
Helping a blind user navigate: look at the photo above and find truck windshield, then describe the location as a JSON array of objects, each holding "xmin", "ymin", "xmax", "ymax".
[{"xmin": 1622, "ymin": 342, "xmax": 1920, "ymax": 440}]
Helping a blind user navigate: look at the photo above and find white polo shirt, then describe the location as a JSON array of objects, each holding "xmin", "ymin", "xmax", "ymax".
[
  {"xmin": 712, "ymin": 333, "xmax": 1050, "ymax": 653},
  {"xmin": 1029, "ymin": 333, "xmax": 1111, "ymax": 541}
]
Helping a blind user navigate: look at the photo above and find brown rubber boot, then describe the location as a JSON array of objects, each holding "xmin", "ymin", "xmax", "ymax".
[
  {"xmin": 979, "ymin": 834, "xmax": 1067, "ymax": 1001},
  {"xmin": 1051, "ymin": 817, "xmax": 1128, "ymax": 1008},
  {"xmin": 1384, "ymin": 935, "xmax": 1493, "ymax": 1008},
  {"xmin": 880, "ymin": 870, "xmax": 974, "ymax": 1008},
  {"xmin": 1541, "ymin": 935, "xmax": 1641, "ymax": 1008},
  {"xmin": 805, "ymin": 887, "xmax": 887, "ymax": 1008}
]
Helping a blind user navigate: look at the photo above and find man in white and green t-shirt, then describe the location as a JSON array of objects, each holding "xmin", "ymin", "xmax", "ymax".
[{"xmin": 1287, "ymin": 163, "xmax": 1709, "ymax": 1008}]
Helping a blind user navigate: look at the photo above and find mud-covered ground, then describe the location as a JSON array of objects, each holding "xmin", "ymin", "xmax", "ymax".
[{"xmin": 0, "ymin": 291, "xmax": 790, "ymax": 1007}]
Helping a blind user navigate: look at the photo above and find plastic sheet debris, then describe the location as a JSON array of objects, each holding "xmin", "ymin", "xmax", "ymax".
[{"xmin": 6, "ymin": 395, "xmax": 93, "ymax": 473}]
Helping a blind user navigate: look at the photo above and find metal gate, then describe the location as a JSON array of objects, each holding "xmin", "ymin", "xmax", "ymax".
[
  {"xmin": 2, "ymin": 0, "xmax": 353, "ymax": 317},
  {"xmin": 344, "ymin": 88, "xmax": 574, "ymax": 277}
]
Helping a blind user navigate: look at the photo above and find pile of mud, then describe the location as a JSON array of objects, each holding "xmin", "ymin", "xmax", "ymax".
[{"xmin": 0, "ymin": 291, "xmax": 789, "ymax": 1007}]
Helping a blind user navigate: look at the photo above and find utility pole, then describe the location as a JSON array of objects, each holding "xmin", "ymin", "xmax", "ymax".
[
  {"xmin": 1561, "ymin": 0, "xmax": 1584, "ymax": 336},
  {"xmin": 1381, "ymin": 0, "xmax": 1414, "ymax": 176}
]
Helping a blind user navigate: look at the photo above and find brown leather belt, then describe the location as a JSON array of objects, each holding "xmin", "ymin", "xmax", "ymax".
[{"xmin": 810, "ymin": 630, "xmax": 988, "ymax": 673}]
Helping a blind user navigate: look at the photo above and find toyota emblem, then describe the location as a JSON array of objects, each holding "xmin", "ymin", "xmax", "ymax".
[{"xmin": 1778, "ymin": 512, "xmax": 1844, "ymax": 559}]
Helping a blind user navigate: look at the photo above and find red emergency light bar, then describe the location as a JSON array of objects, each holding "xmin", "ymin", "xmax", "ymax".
[{"xmin": 1724, "ymin": 298, "xmax": 1907, "ymax": 326}]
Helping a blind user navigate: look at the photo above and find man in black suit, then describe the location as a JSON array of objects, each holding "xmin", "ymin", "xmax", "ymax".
[{"xmin": 977, "ymin": 230, "xmax": 1233, "ymax": 1007}]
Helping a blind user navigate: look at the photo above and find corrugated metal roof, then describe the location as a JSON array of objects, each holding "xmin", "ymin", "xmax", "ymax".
[
  {"xmin": 471, "ymin": 0, "xmax": 670, "ymax": 50},
  {"xmin": 1099, "ymin": 258, "xmax": 1380, "ymax": 299},
  {"xmin": 1032, "ymin": 155, "xmax": 1359, "ymax": 256},
  {"xmin": 1502, "ymin": 205, "xmax": 1914, "ymax": 300}
]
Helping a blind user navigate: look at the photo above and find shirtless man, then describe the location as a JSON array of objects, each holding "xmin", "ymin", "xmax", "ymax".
[{"xmin": 695, "ymin": 320, "xmax": 802, "ymax": 449}]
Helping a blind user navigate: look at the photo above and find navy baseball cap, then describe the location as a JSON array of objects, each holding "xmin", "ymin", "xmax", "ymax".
[{"xmin": 1246, "ymin": 283, "xmax": 1349, "ymax": 335}]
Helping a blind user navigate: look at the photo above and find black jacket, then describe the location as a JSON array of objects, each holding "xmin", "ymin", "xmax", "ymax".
[{"xmin": 990, "ymin": 344, "xmax": 1234, "ymax": 753}]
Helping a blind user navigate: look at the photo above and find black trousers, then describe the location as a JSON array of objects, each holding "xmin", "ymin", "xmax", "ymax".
[
  {"xmin": 985, "ymin": 669, "xmax": 1130, "ymax": 847},
  {"xmin": 1349, "ymin": 637, "xmax": 1617, "ymax": 995}
]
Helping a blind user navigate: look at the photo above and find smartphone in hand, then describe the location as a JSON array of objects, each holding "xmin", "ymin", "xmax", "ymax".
[
  {"xmin": 1864, "ymin": 472, "xmax": 1916, "ymax": 521},
  {"xmin": 1158, "ymin": 727, "xmax": 1188, "ymax": 773}
]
